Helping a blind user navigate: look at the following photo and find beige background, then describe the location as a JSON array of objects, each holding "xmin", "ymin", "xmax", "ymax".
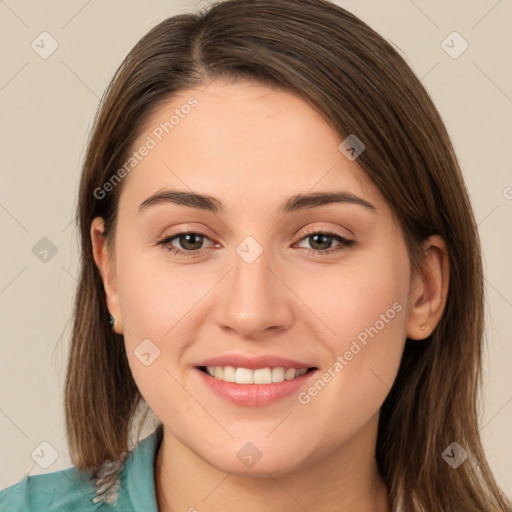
[{"xmin": 1, "ymin": 0, "xmax": 511, "ymax": 495}]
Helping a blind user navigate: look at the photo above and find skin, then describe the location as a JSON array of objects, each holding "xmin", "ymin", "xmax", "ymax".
[{"xmin": 91, "ymin": 79, "xmax": 449, "ymax": 512}]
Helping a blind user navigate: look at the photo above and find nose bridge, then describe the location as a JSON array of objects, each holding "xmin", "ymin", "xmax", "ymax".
[{"xmin": 213, "ymin": 237, "xmax": 293, "ymax": 339}]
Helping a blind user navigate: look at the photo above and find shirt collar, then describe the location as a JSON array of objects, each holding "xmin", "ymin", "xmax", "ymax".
[{"xmin": 124, "ymin": 423, "xmax": 164, "ymax": 511}]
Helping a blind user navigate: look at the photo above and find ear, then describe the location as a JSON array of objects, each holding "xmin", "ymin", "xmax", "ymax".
[
  {"xmin": 90, "ymin": 217, "xmax": 124, "ymax": 334},
  {"xmin": 406, "ymin": 235, "xmax": 449, "ymax": 340}
]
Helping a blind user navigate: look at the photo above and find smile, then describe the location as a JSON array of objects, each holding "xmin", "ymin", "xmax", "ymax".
[
  {"xmin": 199, "ymin": 366, "xmax": 314, "ymax": 384},
  {"xmin": 195, "ymin": 365, "xmax": 319, "ymax": 407}
]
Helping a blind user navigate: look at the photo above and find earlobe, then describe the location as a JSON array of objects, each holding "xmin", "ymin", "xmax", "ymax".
[
  {"xmin": 406, "ymin": 235, "xmax": 449, "ymax": 340},
  {"xmin": 90, "ymin": 217, "xmax": 123, "ymax": 334}
]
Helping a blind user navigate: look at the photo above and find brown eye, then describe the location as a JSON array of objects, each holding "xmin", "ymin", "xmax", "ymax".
[
  {"xmin": 172, "ymin": 233, "xmax": 205, "ymax": 251},
  {"xmin": 295, "ymin": 231, "xmax": 354, "ymax": 255},
  {"xmin": 158, "ymin": 231, "xmax": 214, "ymax": 256}
]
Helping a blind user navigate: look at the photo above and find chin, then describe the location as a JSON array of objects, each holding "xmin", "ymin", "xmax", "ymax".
[{"xmin": 197, "ymin": 437, "xmax": 313, "ymax": 478}]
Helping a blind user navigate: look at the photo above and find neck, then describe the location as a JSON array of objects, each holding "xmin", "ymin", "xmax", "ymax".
[{"xmin": 154, "ymin": 414, "xmax": 390, "ymax": 512}]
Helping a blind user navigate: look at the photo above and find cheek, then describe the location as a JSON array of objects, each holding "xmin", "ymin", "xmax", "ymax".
[
  {"xmin": 293, "ymin": 238, "xmax": 409, "ymax": 353},
  {"xmin": 111, "ymin": 234, "xmax": 199, "ymax": 392},
  {"xmin": 114, "ymin": 233, "xmax": 207, "ymax": 340},
  {"xmin": 115, "ymin": 261, "xmax": 205, "ymax": 423},
  {"xmin": 293, "ymin": 246, "xmax": 410, "ymax": 441}
]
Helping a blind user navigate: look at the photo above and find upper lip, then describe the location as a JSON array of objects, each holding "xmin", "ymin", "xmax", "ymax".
[{"xmin": 195, "ymin": 354, "xmax": 318, "ymax": 370}]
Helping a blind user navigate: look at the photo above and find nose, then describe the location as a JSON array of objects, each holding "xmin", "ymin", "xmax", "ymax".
[{"xmin": 212, "ymin": 245, "xmax": 294, "ymax": 341}]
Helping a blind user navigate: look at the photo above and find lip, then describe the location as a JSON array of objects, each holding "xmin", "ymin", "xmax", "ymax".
[
  {"xmin": 195, "ymin": 366, "xmax": 318, "ymax": 407},
  {"xmin": 194, "ymin": 353, "xmax": 317, "ymax": 370}
]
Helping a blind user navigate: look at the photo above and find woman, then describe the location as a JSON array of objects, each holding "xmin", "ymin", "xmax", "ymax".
[{"xmin": 1, "ymin": 0, "xmax": 510, "ymax": 510}]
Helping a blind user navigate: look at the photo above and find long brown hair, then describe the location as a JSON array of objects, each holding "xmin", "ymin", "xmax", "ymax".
[{"xmin": 65, "ymin": 0, "xmax": 511, "ymax": 509}]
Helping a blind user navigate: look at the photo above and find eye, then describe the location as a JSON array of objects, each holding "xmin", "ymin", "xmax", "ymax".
[
  {"xmin": 158, "ymin": 231, "xmax": 214, "ymax": 257},
  {"xmin": 157, "ymin": 229, "xmax": 354, "ymax": 258},
  {"xmin": 294, "ymin": 230, "xmax": 354, "ymax": 256}
]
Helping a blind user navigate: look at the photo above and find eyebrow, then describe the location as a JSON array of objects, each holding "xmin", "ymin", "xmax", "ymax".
[{"xmin": 138, "ymin": 189, "xmax": 377, "ymax": 214}]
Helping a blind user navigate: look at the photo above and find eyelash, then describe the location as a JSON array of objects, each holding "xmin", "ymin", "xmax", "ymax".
[{"xmin": 157, "ymin": 229, "xmax": 355, "ymax": 258}]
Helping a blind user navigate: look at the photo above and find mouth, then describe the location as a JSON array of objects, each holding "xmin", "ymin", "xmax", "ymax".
[
  {"xmin": 196, "ymin": 365, "xmax": 318, "ymax": 384},
  {"xmin": 193, "ymin": 354, "xmax": 319, "ymax": 406}
]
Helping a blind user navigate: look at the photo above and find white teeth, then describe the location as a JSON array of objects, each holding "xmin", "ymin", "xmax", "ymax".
[
  {"xmin": 284, "ymin": 368, "xmax": 296, "ymax": 380},
  {"xmin": 271, "ymin": 367, "xmax": 285, "ymax": 383},
  {"xmin": 204, "ymin": 366, "xmax": 310, "ymax": 384},
  {"xmin": 253, "ymin": 368, "xmax": 272, "ymax": 384},
  {"xmin": 235, "ymin": 367, "xmax": 253, "ymax": 384},
  {"xmin": 222, "ymin": 366, "xmax": 236, "ymax": 382}
]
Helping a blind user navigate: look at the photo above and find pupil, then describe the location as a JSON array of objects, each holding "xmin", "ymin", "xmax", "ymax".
[
  {"xmin": 181, "ymin": 233, "xmax": 202, "ymax": 250},
  {"xmin": 310, "ymin": 234, "xmax": 331, "ymax": 250}
]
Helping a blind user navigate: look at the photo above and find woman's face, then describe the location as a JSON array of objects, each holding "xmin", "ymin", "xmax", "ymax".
[{"xmin": 95, "ymin": 79, "xmax": 417, "ymax": 475}]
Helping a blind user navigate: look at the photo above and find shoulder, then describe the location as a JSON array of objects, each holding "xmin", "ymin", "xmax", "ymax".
[
  {"xmin": 0, "ymin": 466, "xmax": 99, "ymax": 512},
  {"xmin": 0, "ymin": 426, "xmax": 163, "ymax": 512},
  {"xmin": 0, "ymin": 465, "xmax": 134, "ymax": 512}
]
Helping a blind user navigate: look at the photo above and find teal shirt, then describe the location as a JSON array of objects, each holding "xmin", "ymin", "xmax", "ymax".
[{"xmin": 0, "ymin": 426, "xmax": 163, "ymax": 511}]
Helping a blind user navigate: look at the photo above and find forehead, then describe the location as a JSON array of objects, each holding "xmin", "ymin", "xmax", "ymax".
[{"xmin": 118, "ymin": 79, "xmax": 386, "ymax": 216}]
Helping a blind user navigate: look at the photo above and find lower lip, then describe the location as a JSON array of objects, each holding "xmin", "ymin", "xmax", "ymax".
[{"xmin": 195, "ymin": 368, "xmax": 317, "ymax": 407}]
